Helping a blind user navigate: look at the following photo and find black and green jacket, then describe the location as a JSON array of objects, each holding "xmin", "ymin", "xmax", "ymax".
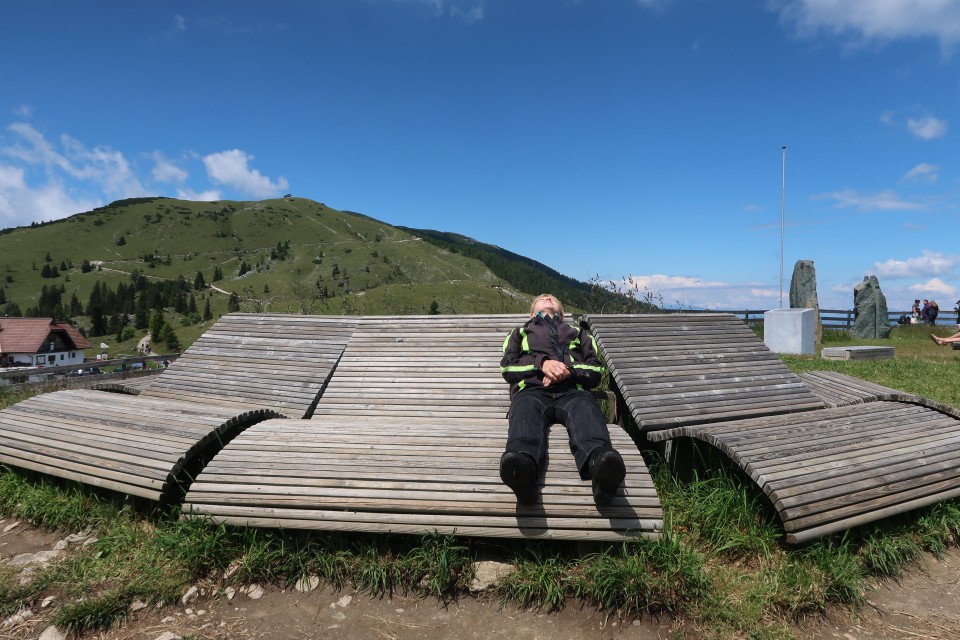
[{"xmin": 500, "ymin": 313, "xmax": 605, "ymax": 399}]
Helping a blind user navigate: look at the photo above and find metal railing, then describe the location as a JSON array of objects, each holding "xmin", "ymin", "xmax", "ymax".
[
  {"xmin": 0, "ymin": 354, "xmax": 178, "ymax": 383},
  {"xmin": 659, "ymin": 308, "xmax": 959, "ymax": 329}
]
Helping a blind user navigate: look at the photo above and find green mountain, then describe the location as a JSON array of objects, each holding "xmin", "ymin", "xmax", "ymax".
[
  {"xmin": 397, "ymin": 227, "xmax": 649, "ymax": 314},
  {"xmin": 0, "ymin": 197, "xmax": 645, "ymax": 353}
]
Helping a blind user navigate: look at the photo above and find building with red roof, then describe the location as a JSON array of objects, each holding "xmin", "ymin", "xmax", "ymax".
[{"xmin": 0, "ymin": 318, "xmax": 92, "ymax": 368}]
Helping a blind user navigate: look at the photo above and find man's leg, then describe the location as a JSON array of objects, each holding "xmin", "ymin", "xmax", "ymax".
[
  {"xmin": 501, "ymin": 390, "xmax": 552, "ymax": 505},
  {"xmin": 555, "ymin": 390, "xmax": 626, "ymax": 504}
]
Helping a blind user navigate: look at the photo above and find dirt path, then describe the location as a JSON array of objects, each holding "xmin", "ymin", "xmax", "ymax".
[{"xmin": 4, "ymin": 518, "xmax": 959, "ymax": 639}]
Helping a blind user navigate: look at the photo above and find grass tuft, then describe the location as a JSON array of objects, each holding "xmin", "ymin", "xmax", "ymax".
[{"xmin": 51, "ymin": 587, "xmax": 132, "ymax": 634}]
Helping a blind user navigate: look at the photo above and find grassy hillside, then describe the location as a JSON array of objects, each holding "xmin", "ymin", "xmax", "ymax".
[
  {"xmin": 398, "ymin": 226, "xmax": 653, "ymax": 314},
  {"xmin": 0, "ymin": 197, "xmax": 629, "ymax": 355}
]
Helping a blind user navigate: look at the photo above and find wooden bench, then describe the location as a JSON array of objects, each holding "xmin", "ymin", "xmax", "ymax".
[
  {"xmin": 800, "ymin": 370, "xmax": 960, "ymax": 418},
  {"xmin": 185, "ymin": 315, "xmax": 664, "ymax": 541},
  {"xmin": 587, "ymin": 314, "xmax": 960, "ymax": 543},
  {"xmin": 820, "ymin": 346, "xmax": 894, "ymax": 361},
  {"xmin": 0, "ymin": 390, "xmax": 277, "ymax": 502},
  {"xmin": 647, "ymin": 401, "xmax": 960, "ymax": 543},
  {"xmin": 583, "ymin": 313, "xmax": 825, "ymax": 432},
  {"xmin": 0, "ymin": 314, "xmax": 358, "ymax": 502}
]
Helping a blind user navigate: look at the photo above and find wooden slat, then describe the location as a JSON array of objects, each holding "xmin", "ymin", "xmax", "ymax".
[
  {"xmin": 187, "ymin": 315, "xmax": 664, "ymax": 541},
  {"xmin": 583, "ymin": 314, "xmax": 825, "ymax": 432},
  {"xmin": 185, "ymin": 421, "xmax": 661, "ymax": 541},
  {"xmin": 0, "ymin": 313, "xmax": 359, "ymax": 502},
  {"xmin": 799, "ymin": 370, "xmax": 960, "ymax": 419},
  {"xmin": 139, "ymin": 313, "xmax": 359, "ymax": 417},
  {"xmin": 650, "ymin": 400, "xmax": 960, "ymax": 543},
  {"xmin": 0, "ymin": 389, "xmax": 278, "ymax": 502}
]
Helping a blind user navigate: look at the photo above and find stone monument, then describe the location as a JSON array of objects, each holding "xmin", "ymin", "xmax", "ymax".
[
  {"xmin": 789, "ymin": 260, "xmax": 822, "ymax": 344},
  {"xmin": 852, "ymin": 275, "xmax": 891, "ymax": 339}
]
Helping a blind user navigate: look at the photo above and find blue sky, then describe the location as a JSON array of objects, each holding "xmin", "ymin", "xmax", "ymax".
[{"xmin": 2, "ymin": 0, "xmax": 959, "ymax": 312}]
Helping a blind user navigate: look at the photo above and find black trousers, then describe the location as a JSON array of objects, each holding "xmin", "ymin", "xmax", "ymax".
[{"xmin": 505, "ymin": 387, "xmax": 614, "ymax": 480}]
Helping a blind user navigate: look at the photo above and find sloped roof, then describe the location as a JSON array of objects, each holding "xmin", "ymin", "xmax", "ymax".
[{"xmin": 0, "ymin": 318, "xmax": 92, "ymax": 354}]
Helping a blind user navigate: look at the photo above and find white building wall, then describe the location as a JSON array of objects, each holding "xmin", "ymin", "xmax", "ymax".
[{"xmin": 7, "ymin": 349, "xmax": 86, "ymax": 367}]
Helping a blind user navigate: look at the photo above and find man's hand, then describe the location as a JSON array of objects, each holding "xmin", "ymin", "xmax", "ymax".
[{"xmin": 541, "ymin": 359, "xmax": 571, "ymax": 387}]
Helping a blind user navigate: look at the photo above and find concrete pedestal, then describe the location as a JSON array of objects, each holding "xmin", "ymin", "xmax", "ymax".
[{"xmin": 764, "ymin": 308, "xmax": 815, "ymax": 355}]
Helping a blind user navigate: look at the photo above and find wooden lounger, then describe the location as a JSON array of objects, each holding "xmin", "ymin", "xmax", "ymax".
[
  {"xmin": 800, "ymin": 370, "xmax": 960, "ymax": 417},
  {"xmin": 583, "ymin": 313, "xmax": 825, "ymax": 432},
  {"xmin": 586, "ymin": 314, "xmax": 960, "ymax": 543},
  {"xmin": 0, "ymin": 314, "xmax": 358, "ymax": 502},
  {"xmin": 0, "ymin": 390, "xmax": 276, "ymax": 501},
  {"xmin": 647, "ymin": 401, "xmax": 960, "ymax": 543},
  {"xmin": 185, "ymin": 315, "xmax": 664, "ymax": 541}
]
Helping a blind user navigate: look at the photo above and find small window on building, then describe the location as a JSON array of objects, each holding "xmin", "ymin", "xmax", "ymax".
[
  {"xmin": 36, "ymin": 355, "xmax": 45, "ymax": 365},
  {"xmin": 60, "ymin": 354, "xmax": 64, "ymax": 360},
  {"xmin": 47, "ymin": 355, "xmax": 55, "ymax": 364},
  {"xmin": 70, "ymin": 351, "xmax": 76, "ymax": 358}
]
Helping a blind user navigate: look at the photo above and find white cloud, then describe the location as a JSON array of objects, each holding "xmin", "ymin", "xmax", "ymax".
[
  {"xmin": 13, "ymin": 105, "xmax": 32, "ymax": 119},
  {"xmin": 636, "ymin": 0, "xmax": 673, "ymax": 10},
  {"xmin": 0, "ymin": 122, "xmax": 151, "ymax": 225},
  {"xmin": 879, "ymin": 110, "xmax": 895, "ymax": 125},
  {"xmin": 396, "ymin": 0, "xmax": 485, "ymax": 22},
  {"xmin": 174, "ymin": 14, "xmax": 187, "ymax": 32},
  {"xmin": 151, "ymin": 152, "xmax": 188, "ymax": 184},
  {"xmin": 813, "ymin": 188, "xmax": 924, "ymax": 211},
  {"xmin": 908, "ymin": 277, "xmax": 955, "ymax": 297},
  {"xmin": 611, "ymin": 274, "xmax": 781, "ymax": 310},
  {"xmin": 902, "ymin": 163, "xmax": 939, "ymax": 184},
  {"xmin": 772, "ymin": 0, "xmax": 960, "ymax": 51},
  {"xmin": 176, "ymin": 187, "xmax": 221, "ymax": 201},
  {"xmin": 202, "ymin": 149, "xmax": 288, "ymax": 198},
  {"xmin": 906, "ymin": 115, "xmax": 948, "ymax": 140},
  {"xmin": 873, "ymin": 250, "xmax": 960, "ymax": 278},
  {"xmin": 450, "ymin": 2, "xmax": 484, "ymax": 24},
  {"xmin": 0, "ymin": 164, "xmax": 99, "ymax": 227},
  {"xmin": 3, "ymin": 122, "xmax": 146, "ymax": 199}
]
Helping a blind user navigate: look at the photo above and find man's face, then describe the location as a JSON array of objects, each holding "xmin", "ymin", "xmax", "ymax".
[{"xmin": 531, "ymin": 295, "xmax": 561, "ymax": 318}]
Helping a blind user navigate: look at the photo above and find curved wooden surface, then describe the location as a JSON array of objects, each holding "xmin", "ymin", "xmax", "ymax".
[
  {"xmin": 0, "ymin": 314, "xmax": 358, "ymax": 502},
  {"xmin": 0, "ymin": 389, "xmax": 280, "ymax": 502},
  {"xmin": 800, "ymin": 370, "xmax": 960, "ymax": 418},
  {"xmin": 648, "ymin": 401, "xmax": 960, "ymax": 543},
  {"xmin": 583, "ymin": 313, "xmax": 825, "ymax": 432},
  {"xmin": 139, "ymin": 314, "xmax": 359, "ymax": 418},
  {"xmin": 186, "ymin": 315, "xmax": 664, "ymax": 541}
]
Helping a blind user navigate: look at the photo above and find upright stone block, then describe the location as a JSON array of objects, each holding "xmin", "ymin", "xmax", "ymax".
[
  {"xmin": 852, "ymin": 275, "xmax": 891, "ymax": 339},
  {"xmin": 764, "ymin": 308, "xmax": 815, "ymax": 355},
  {"xmin": 789, "ymin": 260, "xmax": 822, "ymax": 344}
]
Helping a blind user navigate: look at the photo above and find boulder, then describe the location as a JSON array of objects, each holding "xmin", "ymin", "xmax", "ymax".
[
  {"xmin": 469, "ymin": 561, "xmax": 516, "ymax": 592},
  {"xmin": 789, "ymin": 260, "xmax": 822, "ymax": 343},
  {"xmin": 852, "ymin": 276, "xmax": 891, "ymax": 339}
]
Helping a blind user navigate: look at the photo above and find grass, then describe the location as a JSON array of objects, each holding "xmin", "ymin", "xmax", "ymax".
[
  {"xmin": 781, "ymin": 323, "xmax": 960, "ymax": 408},
  {"xmin": 3, "ymin": 325, "xmax": 960, "ymax": 638},
  {"xmin": 0, "ymin": 197, "xmax": 536, "ymax": 345}
]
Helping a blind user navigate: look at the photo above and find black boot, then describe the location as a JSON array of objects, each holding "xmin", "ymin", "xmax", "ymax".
[
  {"xmin": 499, "ymin": 452, "xmax": 538, "ymax": 505},
  {"xmin": 590, "ymin": 448, "xmax": 625, "ymax": 504}
]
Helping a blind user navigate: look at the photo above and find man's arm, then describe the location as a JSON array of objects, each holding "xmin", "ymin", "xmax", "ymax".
[{"xmin": 569, "ymin": 329, "xmax": 604, "ymax": 389}]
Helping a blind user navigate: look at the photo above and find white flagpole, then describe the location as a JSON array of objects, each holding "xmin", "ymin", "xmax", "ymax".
[{"xmin": 780, "ymin": 145, "xmax": 786, "ymax": 309}]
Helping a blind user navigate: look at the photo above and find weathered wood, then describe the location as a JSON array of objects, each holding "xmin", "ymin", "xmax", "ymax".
[
  {"xmin": 651, "ymin": 400, "xmax": 960, "ymax": 544},
  {"xmin": 0, "ymin": 314, "xmax": 357, "ymax": 503},
  {"xmin": 820, "ymin": 346, "xmax": 894, "ymax": 361},
  {"xmin": 136, "ymin": 314, "xmax": 359, "ymax": 416},
  {"xmin": 584, "ymin": 313, "xmax": 825, "ymax": 432},
  {"xmin": 186, "ymin": 315, "xmax": 664, "ymax": 541},
  {"xmin": 186, "ymin": 421, "xmax": 662, "ymax": 541}
]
